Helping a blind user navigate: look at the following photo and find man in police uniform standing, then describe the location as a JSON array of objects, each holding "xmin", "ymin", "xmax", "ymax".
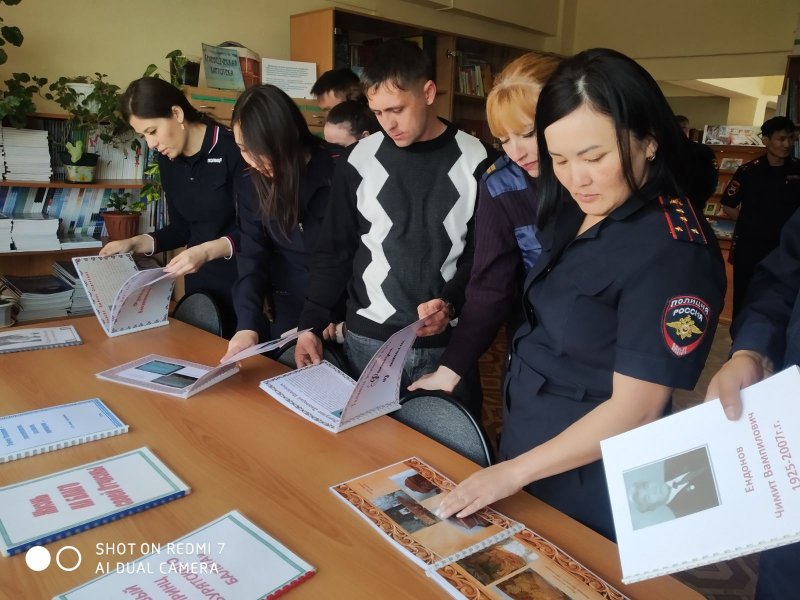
[
  {"xmin": 722, "ymin": 116, "xmax": 800, "ymax": 317},
  {"xmin": 706, "ymin": 207, "xmax": 800, "ymax": 599}
]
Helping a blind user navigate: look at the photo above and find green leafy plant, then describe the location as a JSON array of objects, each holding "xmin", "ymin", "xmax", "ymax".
[
  {"xmin": 106, "ymin": 190, "xmax": 147, "ymax": 213},
  {"xmin": 140, "ymin": 162, "xmax": 163, "ymax": 205},
  {"xmin": 64, "ymin": 140, "xmax": 84, "ymax": 163},
  {"xmin": 0, "ymin": 0, "xmax": 24, "ymax": 66},
  {"xmin": 0, "ymin": 71, "xmax": 46, "ymax": 127},
  {"xmin": 143, "ymin": 49, "xmax": 189, "ymax": 87}
]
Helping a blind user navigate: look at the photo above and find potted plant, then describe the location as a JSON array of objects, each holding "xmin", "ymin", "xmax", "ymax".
[
  {"xmin": 101, "ymin": 190, "xmax": 146, "ymax": 241},
  {"xmin": 0, "ymin": 71, "xmax": 47, "ymax": 128},
  {"xmin": 45, "ymin": 73, "xmax": 137, "ymax": 182},
  {"xmin": 144, "ymin": 49, "xmax": 199, "ymax": 87},
  {"xmin": 59, "ymin": 139, "xmax": 98, "ymax": 182}
]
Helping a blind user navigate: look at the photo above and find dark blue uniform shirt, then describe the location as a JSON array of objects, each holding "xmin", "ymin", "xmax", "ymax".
[
  {"xmin": 502, "ymin": 191, "xmax": 726, "ymax": 539},
  {"xmin": 151, "ymin": 122, "xmax": 243, "ymax": 337},
  {"xmin": 233, "ymin": 143, "xmax": 337, "ymax": 339}
]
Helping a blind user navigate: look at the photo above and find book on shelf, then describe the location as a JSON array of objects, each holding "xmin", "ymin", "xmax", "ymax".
[
  {"xmin": 53, "ymin": 260, "xmax": 93, "ymax": 316},
  {"xmin": 58, "ymin": 232, "xmax": 102, "ymax": 249},
  {"xmin": 601, "ymin": 366, "xmax": 800, "ymax": 583},
  {"xmin": 0, "ymin": 325, "xmax": 82, "ymax": 354},
  {"xmin": 260, "ymin": 318, "xmax": 424, "ymax": 432},
  {"xmin": 0, "ymin": 447, "xmax": 190, "ymax": 556},
  {"xmin": 95, "ymin": 330, "xmax": 306, "ymax": 398},
  {"xmin": 9, "ymin": 212, "xmax": 61, "ymax": 251},
  {"xmin": 0, "ymin": 274, "xmax": 73, "ymax": 321},
  {"xmin": 332, "ymin": 457, "xmax": 627, "ymax": 600},
  {"xmin": 0, "ymin": 398, "xmax": 128, "ymax": 463},
  {"xmin": 72, "ymin": 253, "xmax": 174, "ymax": 337},
  {"xmin": 54, "ymin": 510, "xmax": 315, "ymax": 599}
]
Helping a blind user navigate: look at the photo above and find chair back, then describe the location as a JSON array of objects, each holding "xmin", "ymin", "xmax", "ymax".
[
  {"xmin": 393, "ymin": 391, "xmax": 494, "ymax": 467},
  {"xmin": 172, "ymin": 291, "xmax": 223, "ymax": 337},
  {"xmin": 273, "ymin": 340, "xmax": 349, "ymax": 372}
]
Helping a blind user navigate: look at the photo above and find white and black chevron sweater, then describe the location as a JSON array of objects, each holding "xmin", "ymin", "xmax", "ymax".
[{"xmin": 300, "ymin": 120, "xmax": 492, "ymax": 348}]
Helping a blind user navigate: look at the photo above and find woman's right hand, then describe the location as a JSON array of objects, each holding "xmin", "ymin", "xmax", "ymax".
[
  {"xmin": 220, "ymin": 330, "xmax": 259, "ymax": 363},
  {"xmin": 408, "ymin": 365, "xmax": 461, "ymax": 393},
  {"xmin": 99, "ymin": 238, "xmax": 135, "ymax": 256}
]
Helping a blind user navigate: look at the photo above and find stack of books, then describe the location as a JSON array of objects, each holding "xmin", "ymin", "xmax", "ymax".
[
  {"xmin": 0, "ymin": 127, "xmax": 52, "ymax": 182},
  {"xmin": 0, "ymin": 213, "xmax": 11, "ymax": 253},
  {"xmin": 10, "ymin": 213, "xmax": 60, "ymax": 251},
  {"xmin": 0, "ymin": 274, "xmax": 73, "ymax": 322},
  {"xmin": 58, "ymin": 232, "xmax": 102, "ymax": 250},
  {"xmin": 52, "ymin": 260, "xmax": 92, "ymax": 315}
]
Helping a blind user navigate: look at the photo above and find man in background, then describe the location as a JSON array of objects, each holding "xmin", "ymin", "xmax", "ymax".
[
  {"xmin": 310, "ymin": 67, "xmax": 364, "ymax": 113},
  {"xmin": 675, "ymin": 114, "xmax": 718, "ymax": 216}
]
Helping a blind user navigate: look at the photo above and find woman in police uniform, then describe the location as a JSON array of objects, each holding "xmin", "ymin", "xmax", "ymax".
[
  {"xmin": 105, "ymin": 77, "xmax": 242, "ymax": 338},
  {"xmin": 437, "ymin": 49, "xmax": 726, "ymax": 541},
  {"xmin": 220, "ymin": 85, "xmax": 337, "ymax": 363}
]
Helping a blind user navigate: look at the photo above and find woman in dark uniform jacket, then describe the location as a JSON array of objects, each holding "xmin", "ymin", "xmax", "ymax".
[
  {"xmin": 220, "ymin": 85, "xmax": 337, "ymax": 362},
  {"xmin": 437, "ymin": 49, "xmax": 726, "ymax": 541},
  {"xmin": 105, "ymin": 77, "xmax": 242, "ymax": 338}
]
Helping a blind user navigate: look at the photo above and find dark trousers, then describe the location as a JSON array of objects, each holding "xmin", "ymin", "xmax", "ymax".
[
  {"xmin": 755, "ymin": 543, "xmax": 800, "ymax": 600},
  {"xmin": 732, "ymin": 238, "xmax": 778, "ymax": 319}
]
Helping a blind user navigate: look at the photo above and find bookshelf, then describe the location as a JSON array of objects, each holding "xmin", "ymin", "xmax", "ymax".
[
  {"xmin": 702, "ymin": 144, "xmax": 763, "ymax": 221},
  {"xmin": 289, "ymin": 8, "xmax": 527, "ymax": 145},
  {"xmin": 0, "ymin": 179, "xmax": 144, "ymax": 189}
]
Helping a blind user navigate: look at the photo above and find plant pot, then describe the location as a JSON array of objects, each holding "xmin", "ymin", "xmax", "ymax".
[
  {"xmin": 59, "ymin": 151, "xmax": 99, "ymax": 183},
  {"xmin": 101, "ymin": 211, "xmax": 140, "ymax": 241}
]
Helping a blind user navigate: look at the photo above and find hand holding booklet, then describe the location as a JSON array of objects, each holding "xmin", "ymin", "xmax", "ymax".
[
  {"xmin": 260, "ymin": 318, "xmax": 424, "ymax": 432},
  {"xmin": 601, "ymin": 366, "xmax": 800, "ymax": 583},
  {"xmin": 72, "ymin": 253, "xmax": 174, "ymax": 337},
  {"xmin": 333, "ymin": 458, "xmax": 626, "ymax": 599}
]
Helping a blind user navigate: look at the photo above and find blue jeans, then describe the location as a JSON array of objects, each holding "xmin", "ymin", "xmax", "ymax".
[{"xmin": 344, "ymin": 330, "xmax": 483, "ymax": 418}]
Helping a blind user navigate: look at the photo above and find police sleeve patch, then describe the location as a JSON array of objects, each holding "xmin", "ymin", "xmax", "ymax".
[
  {"xmin": 726, "ymin": 180, "xmax": 740, "ymax": 196},
  {"xmin": 662, "ymin": 295, "xmax": 711, "ymax": 357}
]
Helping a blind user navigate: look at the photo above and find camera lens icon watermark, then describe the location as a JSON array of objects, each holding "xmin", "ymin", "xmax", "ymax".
[{"xmin": 25, "ymin": 545, "xmax": 82, "ymax": 572}]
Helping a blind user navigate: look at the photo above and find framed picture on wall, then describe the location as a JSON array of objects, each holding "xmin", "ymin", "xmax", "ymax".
[
  {"xmin": 719, "ymin": 157, "xmax": 744, "ymax": 172},
  {"xmin": 703, "ymin": 202, "xmax": 719, "ymax": 216}
]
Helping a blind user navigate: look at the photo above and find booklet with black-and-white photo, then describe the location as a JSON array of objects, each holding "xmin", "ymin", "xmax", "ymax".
[
  {"xmin": 72, "ymin": 253, "xmax": 174, "ymax": 337},
  {"xmin": 601, "ymin": 366, "xmax": 800, "ymax": 583}
]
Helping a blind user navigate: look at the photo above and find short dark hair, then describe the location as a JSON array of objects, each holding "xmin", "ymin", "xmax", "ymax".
[
  {"xmin": 310, "ymin": 68, "xmax": 362, "ymax": 101},
  {"xmin": 675, "ymin": 114, "xmax": 690, "ymax": 128},
  {"xmin": 535, "ymin": 48, "xmax": 690, "ymax": 226},
  {"xmin": 232, "ymin": 84, "xmax": 322, "ymax": 237},
  {"xmin": 121, "ymin": 77, "xmax": 203, "ymax": 123},
  {"xmin": 326, "ymin": 100, "xmax": 380, "ymax": 137},
  {"xmin": 361, "ymin": 38, "xmax": 432, "ymax": 93},
  {"xmin": 761, "ymin": 116, "xmax": 796, "ymax": 137}
]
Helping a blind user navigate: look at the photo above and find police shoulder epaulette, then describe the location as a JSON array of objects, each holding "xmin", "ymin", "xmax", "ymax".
[
  {"xmin": 659, "ymin": 196, "xmax": 707, "ymax": 245},
  {"xmin": 738, "ymin": 157, "xmax": 760, "ymax": 172},
  {"xmin": 483, "ymin": 157, "xmax": 526, "ymax": 198}
]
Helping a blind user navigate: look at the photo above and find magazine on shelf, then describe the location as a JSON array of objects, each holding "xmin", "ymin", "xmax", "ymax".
[
  {"xmin": 0, "ymin": 325, "xmax": 82, "ymax": 354},
  {"xmin": 0, "ymin": 398, "xmax": 128, "ymax": 463},
  {"xmin": 601, "ymin": 366, "xmax": 800, "ymax": 583},
  {"xmin": 72, "ymin": 253, "xmax": 174, "ymax": 337},
  {"xmin": 54, "ymin": 510, "xmax": 315, "ymax": 599},
  {"xmin": 260, "ymin": 318, "xmax": 424, "ymax": 432},
  {"xmin": 95, "ymin": 329, "xmax": 305, "ymax": 399},
  {"xmin": 332, "ymin": 458, "xmax": 627, "ymax": 599},
  {"xmin": 0, "ymin": 447, "xmax": 190, "ymax": 556}
]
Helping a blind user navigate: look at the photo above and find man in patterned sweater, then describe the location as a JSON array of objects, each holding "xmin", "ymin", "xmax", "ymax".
[{"xmin": 295, "ymin": 38, "xmax": 492, "ymax": 396}]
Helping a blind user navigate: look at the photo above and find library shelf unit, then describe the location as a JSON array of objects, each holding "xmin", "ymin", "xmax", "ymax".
[{"xmin": 289, "ymin": 7, "xmax": 528, "ymax": 144}]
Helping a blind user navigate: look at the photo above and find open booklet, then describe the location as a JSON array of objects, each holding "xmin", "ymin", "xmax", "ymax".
[
  {"xmin": 0, "ymin": 325, "xmax": 82, "ymax": 354},
  {"xmin": 95, "ymin": 329, "xmax": 306, "ymax": 399},
  {"xmin": 601, "ymin": 365, "xmax": 800, "ymax": 583},
  {"xmin": 55, "ymin": 510, "xmax": 315, "ymax": 599},
  {"xmin": 72, "ymin": 253, "xmax": 174, "ymax": 337},
  {"xmin": 332, "ymin": 458, "xmax": 627, "ymax": 600},
  {"xmin": 260, "ymin": 318, "xmax": 424, "ymax": 432}
]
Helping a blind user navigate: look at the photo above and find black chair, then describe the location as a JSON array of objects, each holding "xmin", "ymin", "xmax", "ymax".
[
  {"xmin": 392, "ymin": 390, "xmax": 494, "ymax": 467},
  {"xmin": 171, "ymin": 291, "xmax": 223, "ymax": 337},
  {"xmin": 272, "ymin": 339, "xmax": 349, "ymax": 372}
]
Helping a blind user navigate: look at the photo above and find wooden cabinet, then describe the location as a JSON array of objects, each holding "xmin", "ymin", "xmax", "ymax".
[{"xmin": 290, "ymin": 8, "xmax": 526, "ymax": 145}]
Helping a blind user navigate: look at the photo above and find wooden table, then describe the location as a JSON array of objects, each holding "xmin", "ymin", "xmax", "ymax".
[{"xmin": 0, "ymin": 318, "xmax": 702, "ymax": 599}]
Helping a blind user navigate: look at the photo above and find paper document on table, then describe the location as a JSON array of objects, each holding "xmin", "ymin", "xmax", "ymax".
[{"xmin": 260, "ymin": 318, "xmax": 425, "ymax": 432}]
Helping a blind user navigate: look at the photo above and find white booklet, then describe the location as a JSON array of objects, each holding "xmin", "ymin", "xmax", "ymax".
[
  {"xmin": 72, "ymin": 253, "xmax": 174, "ymax": 337},
  {"xmin": 0, "ymin": 325, "xmax": 82, "ymax": 354},
  {"xmin": 601, "ymin": 366, "xmax": 800, "ymax": 583},
  {"xmin": 0, "ymin": 398, "xmax": 128, "ymax": 463},
  {"xmin": 54, "ymin": 510, "xmax": 316, "ymax": 599},
  {"xmin": 95, "ymin": 330, "xmax": 305, "ymax": 399},
  {"xmin": 0, "ymin": 447, "xmax": 190, "ymax": 556},
  {"xmin": 260, "ymin": 318, "xmax": 424, "ymax": 432}
]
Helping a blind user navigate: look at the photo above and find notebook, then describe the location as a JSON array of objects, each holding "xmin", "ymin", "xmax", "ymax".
[
  {"xmin": 0, "ymin": 325, "xmax": 82, "ymax": 354},
  {"xmin": 0, "ymin": 447, "xmax": 190, "ymax": 556},
  {"xmin": 0, "ymin": 398, "xmax": 128, "ymax": 462},
  {"xmin": 54, "ymin": 510, "xmax": 315, "ymax": 599},
  {"xmin": 601, "ymin": 366, "xmax": 800, "ymax": 583}
]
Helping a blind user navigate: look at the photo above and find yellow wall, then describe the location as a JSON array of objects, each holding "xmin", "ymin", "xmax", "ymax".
[
  {"xmin": 0, "ymin": 0, "xmax": 549, "ymax": 114},
  {"xmin": 666, "ymin": 96, "xmax": 732, "ymax": 131}
]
